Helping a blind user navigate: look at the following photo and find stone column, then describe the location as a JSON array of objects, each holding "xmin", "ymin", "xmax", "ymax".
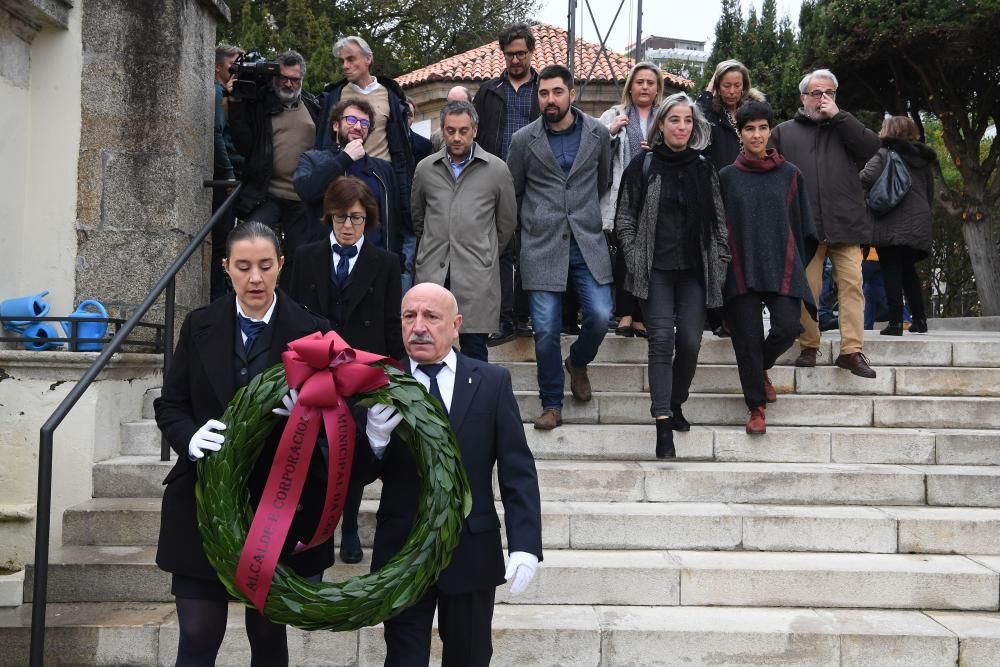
[{"xmin": 75, "ymin": 0, "xmax": 230, "ymax": 319}]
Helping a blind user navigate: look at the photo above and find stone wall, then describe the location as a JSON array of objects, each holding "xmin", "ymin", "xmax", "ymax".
[{"xmin": 74, "ymin": 0, "xmax": 229, "ymax": 321}]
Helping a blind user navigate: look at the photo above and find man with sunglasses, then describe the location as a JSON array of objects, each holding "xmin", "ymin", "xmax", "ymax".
[
  {"xmin": 294, "ymin": 99, "xmax": 402, "ymax": 278},
  {"xmin": 229, "ymin": 50, "xmax": 325, "ymax": 281},
  {"xmin": 771, "ymin": 68, "xmax": 880, "ymax": 379}
]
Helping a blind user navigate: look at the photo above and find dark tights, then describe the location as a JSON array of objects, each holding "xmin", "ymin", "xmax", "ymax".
[{"xmin": 175, "ymin": 597, "xmax": 289, "ymax": 666}]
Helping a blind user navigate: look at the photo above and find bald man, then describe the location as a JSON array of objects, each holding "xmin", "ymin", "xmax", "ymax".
[
  {"xmin": 430, "ymin": 86, "xmax": 475, "ymax": 153},
  {"xmin": 358, "ymin": 283, "xmax": 543, "ymax": 666}
]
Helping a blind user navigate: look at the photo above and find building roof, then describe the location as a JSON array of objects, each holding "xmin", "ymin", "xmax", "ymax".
[{"xmin": 396, "ymin": 23, "xmax": 692, "ymax": 90}]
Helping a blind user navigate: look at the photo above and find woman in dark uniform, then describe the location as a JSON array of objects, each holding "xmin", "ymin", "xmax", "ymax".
[
  {"xmin": 154, "ymin": 222, "xmax": 333, "ymax": 666},
  {"xmin": 288, "ymin": 175, "xmax": 404, "ymax": 565}
]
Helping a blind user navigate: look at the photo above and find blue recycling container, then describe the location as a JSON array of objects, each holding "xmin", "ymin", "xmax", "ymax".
[{"xmin": 62, "ymin": 300, "xmax": 109, "ymax": 351}]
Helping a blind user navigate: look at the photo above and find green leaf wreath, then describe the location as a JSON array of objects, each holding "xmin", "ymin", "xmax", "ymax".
[{"xmin": 194, "ymin": 362, "xmax": 472, "ymax": 631}]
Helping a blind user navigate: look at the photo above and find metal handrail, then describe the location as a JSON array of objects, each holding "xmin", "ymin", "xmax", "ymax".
[{"xmin": 28, "ymin": 181, "xmax": 242, "ymax": 666}]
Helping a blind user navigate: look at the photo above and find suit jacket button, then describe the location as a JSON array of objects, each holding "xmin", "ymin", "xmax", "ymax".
[
  {"xmin": 440, "ymin": 261, "xmax": 445, "ymax": 268},
  {"xmin": 296, "ymin": 504, "xmax": 303, "ymax": 511},
  {"xmin": 239, "ymin": 368, "xmax": 247, "ymax": 376},
  {"xmin": 364, "ymin": 320, "xmax": 371, "ymax": 327},
  {"xmin": 562, "ymin": 233, "xmax": 568, "ymax": 240}
]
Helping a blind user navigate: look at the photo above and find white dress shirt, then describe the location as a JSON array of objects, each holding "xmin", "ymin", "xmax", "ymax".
[{"xmin": 409, "ymin": 348, "xmax": 458, "ymax": 411}]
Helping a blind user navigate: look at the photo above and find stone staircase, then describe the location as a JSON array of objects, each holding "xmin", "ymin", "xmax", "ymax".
[{"xmin": 4, "ymin": 331, "xmax": 1000, "ymax": 665}]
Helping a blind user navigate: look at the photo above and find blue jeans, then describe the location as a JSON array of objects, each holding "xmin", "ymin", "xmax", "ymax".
[
  {"xmin": 400, "ymin": 229, "xmax": 417, "ymax": 295},
  {"xmin": 528, "ymin": 239, "xmax": 612, "ymax": 409}
]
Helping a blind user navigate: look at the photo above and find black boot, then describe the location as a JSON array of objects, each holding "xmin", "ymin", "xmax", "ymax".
[
  {"xmin": 880, "ymin": 322, "xmax": 904, "ymax": 336},
  {"xmin": 669, "ymin": 403, "xmax": 691, "ymax": 432},
  {"xmin": 910, "ymin": 317, "xmax": 928, "ymax": 333},
  {"xmin": 656, "ymin": 419, "xmax": 676, "ymax": 459}
]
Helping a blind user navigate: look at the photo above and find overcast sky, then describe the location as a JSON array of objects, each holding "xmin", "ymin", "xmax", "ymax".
[{"xmin": 532, "ymin": 0, "xmax": 803, "ymax": 52}]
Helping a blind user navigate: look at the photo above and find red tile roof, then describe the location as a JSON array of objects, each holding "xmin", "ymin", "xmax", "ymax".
[{"xmin": 396, "ymin": 23, "xmax": 691, "ymax": 89}]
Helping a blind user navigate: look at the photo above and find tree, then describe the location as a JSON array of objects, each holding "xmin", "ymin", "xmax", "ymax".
[
  {"xmin": 799, "ymin": 0, "xmax": 1000, "ymax": 314},
  {"xmin": 703, "ymin": 0, "xmax": 744, "ymax": 87},
  {"xmin": 219, "ymin": 0, "xmax": 537, "ymax": 90}
]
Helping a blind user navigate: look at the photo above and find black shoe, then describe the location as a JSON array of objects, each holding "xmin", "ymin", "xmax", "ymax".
[
  {"xmin": 819, "ymin": 317, "xmax": 839, "ymax": 332},
  {"xmin": 487, "ymin": 321, "xmax": 516, "ymax": 347},
  {"xmin": 516, "ymin": 320, "xmax": 533, "ymax": 337},
  {"xmin": 910, "ymin": 317, "xmax": 928, "ymax": 333},
  {"xmin": 880, "ymin": 322, "xmax": 904, "ymax": 336},
  {"xmin": 712, "ymin": 324, "xmax": 730, "ymax": 338},
  {"xmin": 655, "ymin": 419, "xmax": 676, "ymax": 459},
  {"xmin": 669, "ymin": 403, "xmax": 690, "ymax": 432},
  {"xmin": 561, "ymin": 322, "xmax": 581, "ymax": 335},
  {"xmin": 339, "ymin": 532, "xmax": 363, "ymax": 564}
]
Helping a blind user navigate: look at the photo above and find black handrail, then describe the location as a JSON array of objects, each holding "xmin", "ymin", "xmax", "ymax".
[{"xmin": 28, "ymin": 181, "xmax": 242, "ymax": 666}]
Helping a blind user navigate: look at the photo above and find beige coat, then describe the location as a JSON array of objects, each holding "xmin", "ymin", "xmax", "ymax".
[{"xmin": 411, "ymin": 143, "xmax": 517, "ymax": 332}]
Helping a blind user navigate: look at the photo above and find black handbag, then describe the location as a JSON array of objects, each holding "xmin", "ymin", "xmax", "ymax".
[{"xmin": 866, "ymin": 149, "xmax": 912, "ymax": 215}]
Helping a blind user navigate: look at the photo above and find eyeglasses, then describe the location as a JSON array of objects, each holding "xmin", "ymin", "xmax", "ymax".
[
  {"xmin": 804, "ymin": 89, "xmax": 837, "ymax": 99},
  {"xmin": 331, "ymin": 213, "xmax": 367, "ymax": 226},
  {"xmin": 342, "ymin": 115, "xmax": 371, "ymax": 128},
  {"xmin": 277, "ymin": 75, "xmax": 302, "ymax": 85},
  {"xmin": 503, "ymin": 50, "xmax": 530, "ymax": 61}
]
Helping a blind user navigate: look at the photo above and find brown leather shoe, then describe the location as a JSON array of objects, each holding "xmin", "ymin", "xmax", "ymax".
[
  {"xmin": 746, "ymin": 406, "xmax": 767, "ymax": 434},
  {"xmin": 794, "ymin": 347, "xmax": 819, "ymax": 367},
  {"xmin": 533, "ymin": 408, "xmax": 562, "ymax": 430},
  {"xmin": 564, "ymin": 358, "xmax": 592, "ymax": 402},
  {"xmin": 763, "ymin": 372, "xmax": 777, "ymax": 403},
  {"xmin": 836, "ymin": 351, "xmax": 877, "ymax": 379}
]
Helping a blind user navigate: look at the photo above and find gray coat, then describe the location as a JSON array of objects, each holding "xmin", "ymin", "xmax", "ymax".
[
  {"xmin": 411, "ymin": 143, "xmax": 517, "ymax": 333},
  {"xmin": 507, "ymin": 110, "xmax": 613, "ymax": 291},
  {"xmin": 860, "ymin": 138, "xmax": 937, "ymax": 257}
]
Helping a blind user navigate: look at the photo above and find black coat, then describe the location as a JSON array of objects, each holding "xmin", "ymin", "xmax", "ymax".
[
  {"xmin": 154, "ymin": 291, "xmax": 334, "ymax": 581},
  {"xmin": 356, "ymin": 353, "xmax": 543, "ymax": 595},
  {"xmin": 287, "ymin": 237, "xmax": 404, "ymax": 360},
  {"xmin": 860, "ymin": 138, "xmax": 937, "ymax": 257},
  {"xmin": 472, "ymin": 71, "xmax": 540, "ymax": 159}
]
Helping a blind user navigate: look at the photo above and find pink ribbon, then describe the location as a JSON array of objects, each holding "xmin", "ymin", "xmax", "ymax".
[{"xmin": 235, "ymin": 331, "xmax": 392, "ymax": 612}]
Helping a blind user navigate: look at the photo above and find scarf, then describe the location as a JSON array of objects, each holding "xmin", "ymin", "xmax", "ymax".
[
  {"xmin": 734, "ymin": 148, "xmax": 785, "ymax": 173},
  {"xmin": 651, "ymin": 144, "xmax": 718, "ymax": 250},
  {"xmin": 625, "ymin": 104, "xmax": 656, "ymax": 160}
]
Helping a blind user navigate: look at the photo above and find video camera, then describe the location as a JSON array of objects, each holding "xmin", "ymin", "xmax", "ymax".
[{"xmin": 229, "ymin": 50, "xmax": 281, "ymax": 101}]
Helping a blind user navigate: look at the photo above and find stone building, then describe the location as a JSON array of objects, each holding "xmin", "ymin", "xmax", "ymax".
[{"xmin": 398, "ymin": 24, "xmax": 692, "ymax": 134}]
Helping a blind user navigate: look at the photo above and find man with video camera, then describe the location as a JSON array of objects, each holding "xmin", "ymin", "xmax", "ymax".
[{"xmin": 229, "ymin": 49, "xmax": 326, "ymax": 280}]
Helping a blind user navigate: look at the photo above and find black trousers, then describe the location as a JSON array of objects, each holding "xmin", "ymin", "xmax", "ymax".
[
  {"xmin": 725, "ymin": 292, "xmax": 803, "ymax": 409},
  {"xmin": 498, "ymin": 233, "xmax": 529, "ymax": 326},
  {"xmin": 383, "ymin": 585, "xmax": 496, "ymax": 667},
  {"xmin": 641, "ymin": 269, "xmax": 705, "ymax": 418},
  {"xmin": 459, "ymin": 333, "xmax": 489, "ymax": 362},
  {"xmin": 247, "ymin": 196, "xmax": 326, "ymax": 285},
  {"xmin": 877, "ymin": 245, "xmax": 926, "ymax": 323}
]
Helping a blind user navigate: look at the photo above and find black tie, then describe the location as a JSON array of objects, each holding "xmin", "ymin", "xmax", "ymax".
[
  {"xmin": 332, "ymin": 243, "xmax": 358, "ymax": 285},
  {"xmin": 237, "ymin": 314, "xmax": 267, "ymax": 353},
  {"xmin": 418, "ymin": 362, "xmax": 448, "ymax": 415}
]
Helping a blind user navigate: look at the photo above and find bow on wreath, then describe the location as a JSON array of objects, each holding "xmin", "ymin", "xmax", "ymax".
[{"xmin": 235, "ymin": 331, "xmax": 395, "ymax": 612}]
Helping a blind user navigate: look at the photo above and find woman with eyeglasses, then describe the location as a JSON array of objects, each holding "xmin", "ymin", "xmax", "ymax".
[
  {"xmin": 599, "ymin": 61, "xmax": 665, "ymax": 339},
  {"xmin": 155, "ymin": 222, "xmax": 333, "ymax": 665},
  {"xmin": 615, "ymin": 93, "xmax": 730, "ymax": 459},
  {"xmin": 287, "ymin": 175, "xmax": 404, "ymax": 566}
]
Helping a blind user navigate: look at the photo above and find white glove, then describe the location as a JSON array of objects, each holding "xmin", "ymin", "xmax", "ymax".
[
  {"xmin": 188, "ymin": 419, "xmax": 226, "ymax": 460},
  {"xmin": 366, "ymin": 403, "xmax": 402, "ymax": 459},
  {"xmin": 504, "ymin": 551, "xmax": 539, "ymax": 595},
  {"xmin": 271, "ymin": 388, "xmax": 299, "ymax": 417}
]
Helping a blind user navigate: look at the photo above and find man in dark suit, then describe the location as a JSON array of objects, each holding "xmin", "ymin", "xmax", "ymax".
[{"xmin": 360, "ymin": 282, "xmax": 543, "ymax": 666}]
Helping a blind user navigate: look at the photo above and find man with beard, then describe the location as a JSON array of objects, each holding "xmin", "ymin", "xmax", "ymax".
[
  {"xmin": 507, "ymin": 65, "xmax": 613, "ymax": 431},
  {"xmin": 293, "ymin": 99, "xmax": 403, "ymax": 264},
  {"xmin": 229, "ymin": 50, "xmax": 324, "ymax": 280}
]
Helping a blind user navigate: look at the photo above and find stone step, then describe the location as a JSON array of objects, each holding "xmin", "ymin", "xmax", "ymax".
[
  {"xmin": 488, "ymin": 331, "xmax": 1000, "ymax": 367},
  {"xmin": 120, "ymin": 419, "xmax": 159, "ymax": 456},
  {"xmin": 94, "ymin": 456, "xmax": 1000, "ymax": 507},
  {"xmin": 504, "ymin": 362, "xmax": 1000, "ymax": 397},
  {"xmin": 63, "ymin": 497, "xmax": 1000, "ymax": 556},
  {"xmin": 141, "ymin": 387, "xmax": 160, "ymax": 420},
  {"xmin": 24, "ymin": 547, "xmax": 1000, "ymax": 611},
  {"xmin": 8, "ymin": 603, "xmax": 1000, "ymax": 666},
  {"xmin": 514, "ymin": 391, "xmax": 1000, "ymax": 429}
]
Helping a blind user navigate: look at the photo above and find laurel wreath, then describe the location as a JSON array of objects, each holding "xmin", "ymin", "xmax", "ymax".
[{"xmin": 194, "ymin": 362, "xmax": 472, "ymax": 631}]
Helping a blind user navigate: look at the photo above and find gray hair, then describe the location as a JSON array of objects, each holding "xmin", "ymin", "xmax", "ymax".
[
  {"xmin": 215, "ymin": 43, "xmax": 242, "ymax": 66},
  {"xmin": 276, "ymin": 49, "xmax": 306, "ymax": 77},
  {"xmin": 799, "ymin": 68, "xmax": 839, "ymax": 94},
  {"xmin": 439, "ymin": 101, "xmax": 479, "ymax": 128},
  {"xmin": 647, "ymin": 92, "xmax": 710, "ymax": 151},
  {"xmin": 333, "ymin": 35, "xmax": 373, "ymax": 59}
]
